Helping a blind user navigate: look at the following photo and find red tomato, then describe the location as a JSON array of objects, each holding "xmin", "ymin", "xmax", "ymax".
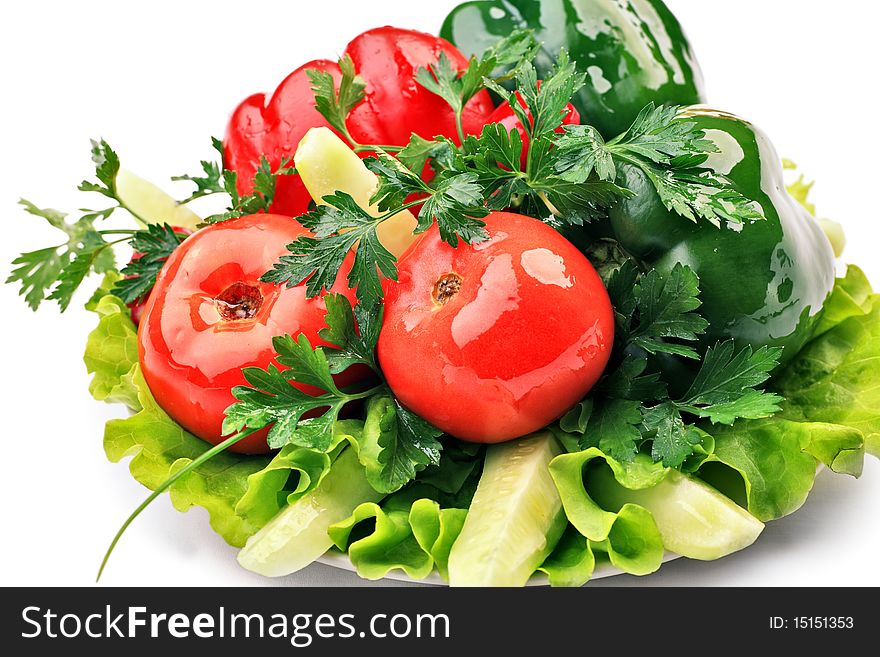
[
  {"xmin": 138, "ymin": 214, "xmax": 358, "ymax": 454},
  {"xmin": 223, "ymin": 27, "xmax": 496, "ymax": 218},
  {"xmin": 486, "ymin": 90, "xmax": 580, "ymax": 169},
  {"xmin": 377, "ymin": 211, "xmax": 614, "ymax": 443}
]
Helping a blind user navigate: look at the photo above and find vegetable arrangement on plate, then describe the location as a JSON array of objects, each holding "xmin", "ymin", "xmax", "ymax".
[{"xmin": 8, "ymin": 0, "xmax": 878, "ymax": 587}]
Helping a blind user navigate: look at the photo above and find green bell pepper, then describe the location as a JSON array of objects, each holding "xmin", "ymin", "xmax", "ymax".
[
  {"xmin": 440, "ymin": 0, "xmax": 706, "ymax": 138},
  {"xmin": 607, "ymin": 108, "xmax": 836, "ymax": 360}
]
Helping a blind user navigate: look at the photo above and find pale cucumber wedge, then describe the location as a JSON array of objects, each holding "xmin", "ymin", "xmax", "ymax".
[
  {"xmin": 295, "ymin": 127, "xmax": 418, "ymax": 257},
  {"xmin": 115, "ymin": 169, "xmax": 202, "ymax": 229},
  {"xmin": 237, "ymin": 448, "xmax": 383, "ymax": 577},
  {"xmin": 448, "ymin": 432, "xmax": 566, "ymax": 587},
  {"xmin": 589, "ymin": 466, "xmax": 764, "ymax": 561}
]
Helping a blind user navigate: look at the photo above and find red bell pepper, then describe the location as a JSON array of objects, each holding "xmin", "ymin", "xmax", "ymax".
[{"xmin": 224, "ymin": 27, "xmax": 496, "ymax": 217}]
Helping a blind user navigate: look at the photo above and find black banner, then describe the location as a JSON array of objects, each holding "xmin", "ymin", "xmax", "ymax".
[{"xmin": 2, "ymin": 587, "xmax": 870, "ymax": 655}]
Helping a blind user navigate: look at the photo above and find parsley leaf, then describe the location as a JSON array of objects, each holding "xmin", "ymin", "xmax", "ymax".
[
  {"xmin": 635, "ymin": 341, "xmax": 782, "ymax": 466},
  {"xmin": 78, "ymin": 138, "xmax": 122, "ymax": 201},
  {"xmin": 515, "ymin": 52, "xmax": 585, "ymax": 142},
  {"xmin": 7, "ymin": 200, "xmax": 116, "ymax": 311},
  {"xmin": 562, "ymin": 260, "xmax": 783, "ymax": 467},
  {"xmin": 360, "ymin": 396, "xmax": 444, "ymax": 494},
  {"xmin": 600, "ymin": 356, "xmax": 666, "ymax": 401},
  {"xmin": 641, "ymin": 401, "xmax": 702, "ymax": 468},
  {"xmin": 580, "ymin": 398, "xmax": 644, "ymax": 462},
  {"xmin": 396, "ymin": 134, "xmax": 456, "ymax": 174},
  {"xmin": 111, "ymin": 224, "xmax": 187, "ymax": 304},
  {"xmin": 553, "ymin": 103, "xmax": 766, "ymax": 227},
  {"xmin": 475, "ymin": 54, "xmax": 629, "ymax": 224},
  {"xmin": 203, "ymin": 155, "xmax": 295, "ymax": 224},
  {"xmin": 627, "ymin": 263, "xmax": 709, "ymax": 359},
  {"xmin": 223, "ymin": 333, "xmax": 359, "ymax": 450},
  {"xmin": 308, "ymin": 55, "xmax": 366, "ymax": 146},
  {"xmin": 419, "ymin": 173, "xmax": 490, "ymax": 246},
  {"xmin": 318, "ymin": 293, "xmax": 383, "ymax": 374},
  {"xmin": 604, "ymin": 258, "xmax": 640, "ymax": 325},
  {"xmin": 47, "ymin": 231, "xmax": 113, "ymax": 311},
  {"xmin": 171, "ymin": 137, "xmax": 225, "ymax": 203},
  {"xmin": 416, "ymin": 29, "xmax": 538, "ymax": 142},
  {"xmin": 261, "ymin": 191, "xmax": 397, "ymax": 304},
  {"xmin": 368, "ymin": 151, "xmax": 490, "ymax": 246},
  {"xmin": 416, "ymin": 52, "xmax": 463, "ymax": 121},
  {"xmin": 677, "ymin": 340, "xmax": 784, "ymax": 423},
  {"xmin": 364, "ymin": 155, "xmax": 429, "ymax": 211},
  {"xmin": 7, "ymin": 247, "xmax": 66, "ymax": 311}
]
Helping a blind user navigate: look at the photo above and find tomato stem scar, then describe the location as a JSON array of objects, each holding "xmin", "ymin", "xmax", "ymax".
[
  {"xmin": 215, "ymin": 282, "xmax": 263, "ymax": 320},
  {"xmin": 432, "ymin": 272, "xmax": 463, "ymax": 305}
]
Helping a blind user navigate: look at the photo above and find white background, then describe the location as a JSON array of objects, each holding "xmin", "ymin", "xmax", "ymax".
[{"xmin": 0, "ymin": 0, "xmax": 877, "ymax": 588}]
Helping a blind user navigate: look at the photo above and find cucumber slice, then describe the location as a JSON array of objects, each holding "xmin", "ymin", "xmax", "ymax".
[
  {"xmin": 115, "ymin": 169, "xmax": 202, "ymax": 230},
  {"xmin": 589, "ymin": 465, "xmax": 764, "ymax": 561},
  {"xmin": 295, "ymin": 127, "xmax": 418, "ymax": 257},
  {"xmin": 237, "ymin": 448, "xmax": 383, "ymax": 577},
  {"xmin": 448, "ymin": 431, "xmax": 566, "ymax": 587}
]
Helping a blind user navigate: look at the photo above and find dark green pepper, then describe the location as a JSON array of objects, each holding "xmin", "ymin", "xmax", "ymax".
[
  {"xmin": 440, "ymin": 0, "xmax": 706, "ymax": 138},
  {"xmin": 607, "ymin": 108, "xmax": 836, "ymax": 361}
]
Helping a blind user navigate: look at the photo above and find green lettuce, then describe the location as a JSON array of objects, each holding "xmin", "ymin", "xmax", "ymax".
[
  {"xmin": 327, "ymin": 498, "xmax": 467, "ymax": 581},
  {"xmin": 812, "ymin": 265, "xmax": 874, "ymax": 337},
  {"xmin": 775, "ymin": 294, "xmax": 880, "ymax": 459},
  {"xmin": 698, "ymin": 419, "xmax": 862, "ymax": 522},
  {"xmin": 323, "ymin": 441, "xmax": 481, "ymax": 581},
  {"xmin": 234, "ymin": 421, "xmax": 362, "ymax": 530},
  {"xmin": 537, "ymin": 526, "xmax": 596, "ymax": 587},
  {"xmin": 695, "ymin": 268, "xmax": 878, "ymax": 521},
  {"xmin": 549, "ymin": 447, "xmax": 665, "ymax": 577},
  {"xmin": 83, "ymin": 293, "xmax": 140, "ymax": 409}
]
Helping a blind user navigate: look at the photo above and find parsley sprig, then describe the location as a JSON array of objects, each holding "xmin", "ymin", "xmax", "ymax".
[
  {"xmin": 172, "ymin": 137, "xmax": 296, "ymax": 223},
  {"xmin": 416, "ymin": 29, "xmax": 539, "ymax": 142},
  {"xmin": 563, "ymin": 260, "xmax": 783, "ymax": 467},
  {"xmin": 260, "ymin": 191, "xmax": 408, "ymax": 303},
  {"xmin": 222, "ymin": 294, "xmax": 443, "ymax": 489},
  {"xmin": 171, "ymin": 137, "xmax": 225, "ymax": 203},
  {"xmin": 553, "ymin": 104, "xmax": 765, "ymax": 226},
  {"xmin": 7, "ymin": 200, "xmax": 116, "ymax": 311},
  {"xmin": 7, "ymin": 140, "xmax": 168, "ymax": 311},
  {"xmin": 111, "ymin": 224, "xmax": 189, "ymax": 304}
]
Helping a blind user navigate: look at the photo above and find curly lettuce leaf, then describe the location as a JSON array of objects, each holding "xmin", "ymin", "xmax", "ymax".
[
  {"xmin": 695, "ymin": 278, "xmax": 878, "ymax": 521},
  {"xmin": 327, "ymin": 498, "xmax": 466, "ymax": 581},
  {"xmin": 812, "ymin": 265, "xmax": 874, "ymax": 338},
  {"xmin": 234, "ymin": 421, "xmax": 361, "ymax": 530},
  {"xmin": 537, "ymin": 526, "xmax": 596, "ymax": 587},
  {"xmin": 549, "ymin": 447, "xmax": 665, "ymax": 576},
  {"xmin": 774, "ymin": 291, "xmax": 880, "ymax": 459},
  {"xmin": 83, "ymin": 293, "xmax": 140, "ymax": 409},
  {"xmin": 698, "ymin": 419, "xmax": 861, "ymax": 522}
]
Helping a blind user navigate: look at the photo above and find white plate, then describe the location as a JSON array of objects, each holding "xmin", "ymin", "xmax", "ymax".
[{"xmin": 316, "ymin": 551, "xmax": 681, "ymax": 586}]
